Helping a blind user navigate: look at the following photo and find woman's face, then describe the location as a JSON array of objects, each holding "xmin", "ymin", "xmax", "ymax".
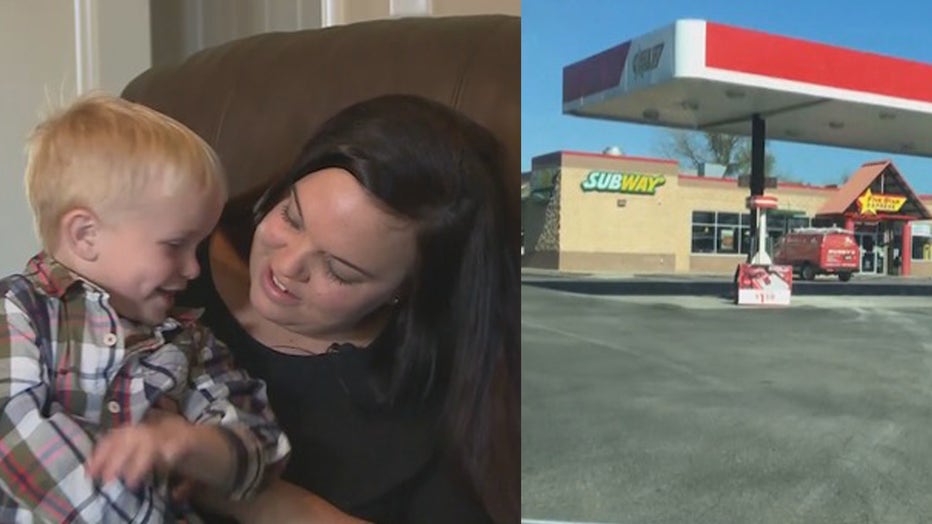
[{"xmin": 249, "ymin": 168, "xmax": 418, "ymax": 340}]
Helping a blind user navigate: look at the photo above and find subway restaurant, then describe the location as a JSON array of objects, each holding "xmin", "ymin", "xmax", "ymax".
[{"xmin": 522, "ymin": 150, "xmax": 932, "ymax": 277}]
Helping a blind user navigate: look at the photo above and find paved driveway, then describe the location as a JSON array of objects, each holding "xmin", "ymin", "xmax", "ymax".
[{"xmin": 522, "ymin": 281, "xmax": 932, "ymax": 524}]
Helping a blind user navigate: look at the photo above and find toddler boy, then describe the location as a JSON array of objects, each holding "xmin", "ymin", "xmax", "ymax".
[{"xmin": 0, "ymin": 94, "xmax": 290, "ymax": 523}]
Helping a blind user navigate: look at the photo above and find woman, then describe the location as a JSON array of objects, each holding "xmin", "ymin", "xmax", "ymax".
[{"xmin": 180, "ymin": 94, "xmax": 519, "ymax": 523}]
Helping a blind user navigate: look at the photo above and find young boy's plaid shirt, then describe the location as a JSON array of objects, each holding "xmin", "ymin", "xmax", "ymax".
[{"xmin": 0, "ymin": 253, "xmax": 290, "ymax": 523}]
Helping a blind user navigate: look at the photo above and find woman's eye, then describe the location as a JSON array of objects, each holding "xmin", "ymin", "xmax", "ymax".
[
  {"xmin": 325, "ymin": 265, "xmax": 350, "ymax": 285},
  {"xmin": 280, "ymin": 203, "xmax": 302, "ymax": 229}
]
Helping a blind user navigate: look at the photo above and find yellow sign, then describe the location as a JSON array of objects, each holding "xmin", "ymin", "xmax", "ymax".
[
  {"xmin": 580, "ymin": 171, "xmax": 665, "ymax": 195},
  {"xmin": 856, "ymin": 188, "xmax": 906, "ymax": 215}
]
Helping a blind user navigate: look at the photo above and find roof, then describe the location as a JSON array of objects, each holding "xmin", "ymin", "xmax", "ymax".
[
  {"xmin": 817, "ymin": 162, "xmax": 889, "ymax": 215},
  {"xmin": 563, "ymin": 20, "xmax": 932, "ymax": 157},
  {"xmin": 816, "ymin": 160, "xmax": 931, "ymax": 219},
  {"xmin": 532, "ymin": 150, "xmax": 678, "ymax": 167}
]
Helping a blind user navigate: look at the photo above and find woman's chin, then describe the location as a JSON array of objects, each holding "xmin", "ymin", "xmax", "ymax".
[{"xmin": 251, "ymin": 285, "xmax": 277, "ymax": 315}]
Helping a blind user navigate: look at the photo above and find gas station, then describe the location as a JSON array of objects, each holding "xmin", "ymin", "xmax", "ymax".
[
  {"xmin": 521, "ymin": 17, "xmax": 932, "ymax": 524},
  {"xmin": 524, "ymin": 19, "xmax": 932, "ymax": 302}
]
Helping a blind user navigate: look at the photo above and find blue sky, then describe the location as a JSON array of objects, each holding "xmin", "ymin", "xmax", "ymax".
[{"xmin": 522, "ymin": 0, "xmax": 932, "ymax": 192}]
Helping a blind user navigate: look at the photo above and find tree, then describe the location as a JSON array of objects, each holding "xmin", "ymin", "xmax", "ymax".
[
  {"xmin": 837, "ymin": 169, "xmax": 853, "ymax": 185},
  {"xmin": 655, "ymin": 130, "xmax": 777, "ymax": 178}
]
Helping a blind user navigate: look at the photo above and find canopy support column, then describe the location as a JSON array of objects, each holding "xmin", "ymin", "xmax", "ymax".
[{"xmin": 748, "ymin": 113, "xmax": 766, "ymax": 262}]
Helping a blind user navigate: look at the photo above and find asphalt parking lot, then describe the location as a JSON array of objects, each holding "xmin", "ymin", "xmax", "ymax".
[{"xmin": 522, "ymin": 276, "xmax": 932, "ymax": 524}]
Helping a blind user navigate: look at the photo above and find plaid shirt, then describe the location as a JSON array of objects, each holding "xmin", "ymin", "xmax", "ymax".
[{"xmin": 0, "ymin": 253, "xmax": 290, "ymax": 523}]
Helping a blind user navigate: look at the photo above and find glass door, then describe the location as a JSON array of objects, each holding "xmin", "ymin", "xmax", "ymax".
[{"xmin": 856, "ymin": 232, "xmax": 882, "ymax": 274}]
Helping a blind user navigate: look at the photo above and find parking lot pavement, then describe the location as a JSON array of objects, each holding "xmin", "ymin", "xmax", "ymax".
[{"xmin": 522, "ymin": 282, "xmax": 932, "ymax": 524}]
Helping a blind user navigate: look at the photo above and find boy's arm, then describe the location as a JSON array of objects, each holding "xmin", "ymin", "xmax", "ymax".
[
  {"xmin": 0, "ymin": 294, "xmax": 167, "ymax": 522},
  {"xmin": 197, "ymin": 478, "xmax": 371, "ymax": 524},
  {"xmin": 88, "ymin": 407, "xmax": 242, "ymax": 492},
  {"xmin": 178, "ymin": 326, "xmax": 290, "ymax": 499}
]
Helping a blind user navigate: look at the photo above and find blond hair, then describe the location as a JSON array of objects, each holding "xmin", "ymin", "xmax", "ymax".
[{"xmin": 24, "ymin": 93, "xmax": 227, "ymax": 250}]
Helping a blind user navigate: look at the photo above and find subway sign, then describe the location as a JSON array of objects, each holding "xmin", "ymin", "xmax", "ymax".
[{"xmin": 580, "ymin": 171, "xmax": 666, "ymax": 195}]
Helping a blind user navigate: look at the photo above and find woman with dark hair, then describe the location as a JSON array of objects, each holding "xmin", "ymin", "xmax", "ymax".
[{"xmin": 179, "ymin": 94, "xmax": 519, "ymax": 523}]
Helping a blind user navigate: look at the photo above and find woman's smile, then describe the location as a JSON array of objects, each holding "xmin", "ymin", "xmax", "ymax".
[{"xmin": 261, "ymin": 267, "xmax": 300, "ymax": 305}]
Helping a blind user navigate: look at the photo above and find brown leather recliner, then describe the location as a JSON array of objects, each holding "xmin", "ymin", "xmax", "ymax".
[
  {"xmin": 122, "ymin": 15, "xmax": 519, "ymax": 523},
  {"xmin": 122, "ymin": 15, "xmax": 519, "ymax": 210}
]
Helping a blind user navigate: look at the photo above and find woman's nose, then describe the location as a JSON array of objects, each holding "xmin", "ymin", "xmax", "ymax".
[{"xmin": 276, "ymin": 242, "xmax": 311, "ymax": 282}]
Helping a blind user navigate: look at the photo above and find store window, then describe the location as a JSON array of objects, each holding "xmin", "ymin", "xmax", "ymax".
[
  {"xmin": 766, "ymin": 214, "xmax": 786, "ymax": 253},
  {"xmin": 691, "ymin": 211, "xmax": 750, "ymax": 255},
  {"xmin": 691, "ymin": 211, "xmax": 716, "ymax": 253},
  {"xmin": 691, "ymin": 211, "xmax": 815, "ymax": 255},
  {"xmin": 912, "ymin": 224, "xmax": 932, "ymax": 261},
  {"xmin": 788, "ymin": 216, "xmax": 810, "ymax": 231},
  {"xmin": 715, "ymin": 212, "xmax": 737, "ymax": 254},
  {"xmin": 913, "ymin": 238, "xmax": 932, "ymax": 261},
  {"xmin": 811, "ymin": 217, "xmax": 837, "ymax": 228}
]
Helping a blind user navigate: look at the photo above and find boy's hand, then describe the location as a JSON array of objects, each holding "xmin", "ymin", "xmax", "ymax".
[
  {"xmin": 86, "ymin": 407, "xmax": 193, "ymax": 489},
  {"xmin": 88, "ymin": 405, "xmax": 237, "ymax": 493},
  {"xmin": 149, "ymin": 398, "xmax": 203, "ymax": 502}
]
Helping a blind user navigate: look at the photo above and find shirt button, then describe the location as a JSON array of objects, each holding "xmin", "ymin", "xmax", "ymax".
[
  {"xmin": 103, "ymin": 333, "xmax": 118, "ymax": 347},
  {"xmin": 107, "ymin": 401, "xmax": 121, "ymax": 414}
]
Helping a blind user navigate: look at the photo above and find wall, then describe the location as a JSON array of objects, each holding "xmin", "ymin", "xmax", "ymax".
[
  {"xmin": 150, "ymin": 0, "xmax": 519, "ymax": 69},
  {"xmin": 333, "ymin": 0, "xmax": 519, "ymax": 23},
  {"xmin": 910, "ymin": 261, "xmax": 932, "ymax": 278},
  {"xmin": 522, "ymin": 198, "xmax": 554, "ymax": 263},
  {"xmin": 0, "ymin": 1, "xmax": 73, "ymax": 273},
  {"xmin": 93, "ymin": 0, "xmax": 151, "ymax": 94},
  {"xmin": 150, "ymin": 0, "xmax": 323, "ymax": 68},
  {"xmin": 524, "ymin": 152, "xmax": 843, "ymax": 275},
  {"xmin": 0, "ymin": 0, "xmax": 150, "ymax": 274},
  {"xmin": 431, "ymin": 0, "xmax": 519, "ymax": 16},
  {"xmin": 558, "ymin": 155, "xmax": 681, "ymax": 272}
]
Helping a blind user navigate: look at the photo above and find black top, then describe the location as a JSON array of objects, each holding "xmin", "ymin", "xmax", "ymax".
[{"xmin": 180, "ymin": 244, "xmax": 491, "ymax": 524}]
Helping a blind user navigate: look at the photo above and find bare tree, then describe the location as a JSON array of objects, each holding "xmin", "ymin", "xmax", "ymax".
[
  {"xmin": 837, "ymin": 169, "xmax": 853, "ymax": 185},
  {"xmin": 655, "ymin": 130, "xmax": 778, "ymax": 178}
]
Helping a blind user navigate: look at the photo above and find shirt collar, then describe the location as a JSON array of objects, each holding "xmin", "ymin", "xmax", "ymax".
[
  {"xmin": 24, "ymin": 252, "xmax": 204, "ymax": 328},
  {"xmin": 24, "ymin": 252, "xmax": 94, "ymax": 299}
]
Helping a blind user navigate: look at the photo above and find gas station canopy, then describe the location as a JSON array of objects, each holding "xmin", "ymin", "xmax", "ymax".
[{"xmin": 563, "ymin": 20, "xmax": 932, "ymax": 157}]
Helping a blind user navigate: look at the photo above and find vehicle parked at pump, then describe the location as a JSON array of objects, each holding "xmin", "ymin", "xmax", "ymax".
[{"xmin": 772, "ymin": 228, "xmax": 860, "ymax": 281}]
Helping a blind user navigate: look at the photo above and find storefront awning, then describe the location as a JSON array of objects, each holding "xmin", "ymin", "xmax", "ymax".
[{"xmin": 563, "ymin": 20, "xmax": 932, "ymax": 157}]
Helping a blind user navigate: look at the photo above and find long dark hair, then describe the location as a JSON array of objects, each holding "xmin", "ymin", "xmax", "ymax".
[{"xmin": 250, "ymin": 95, "xmax": 519, "ymax": 523}]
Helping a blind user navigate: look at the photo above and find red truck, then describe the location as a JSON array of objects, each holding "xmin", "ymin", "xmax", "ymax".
[{"xmin": 772, "ymin": 228, "xmax": 860, "ymax": 281}]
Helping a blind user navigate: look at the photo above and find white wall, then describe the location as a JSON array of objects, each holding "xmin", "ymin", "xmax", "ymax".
[
  {"xmin": 0, "ymin": 0, "xmax": 150, "ymax": 274},
  {"xmin": 150, "ymin": 0, "xmax": 519, "ymax": 68},
  {"xmin": 94, "ymin": 0, "xmax": 151, "ymax": 95},
  {"xmin": 430, "ymin": 0, "xmax": 519, "ymax": 16},
  {"xmin": 151, "ymin": 0, "xmax": 324, "ymax": 68},
  {"xmin": 0, "ymin": 1, "xmax": 76, "ymax": 274},
  {"xmin": 324, "ymin": 0, "xmax": 520, "ymax": 25}
]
